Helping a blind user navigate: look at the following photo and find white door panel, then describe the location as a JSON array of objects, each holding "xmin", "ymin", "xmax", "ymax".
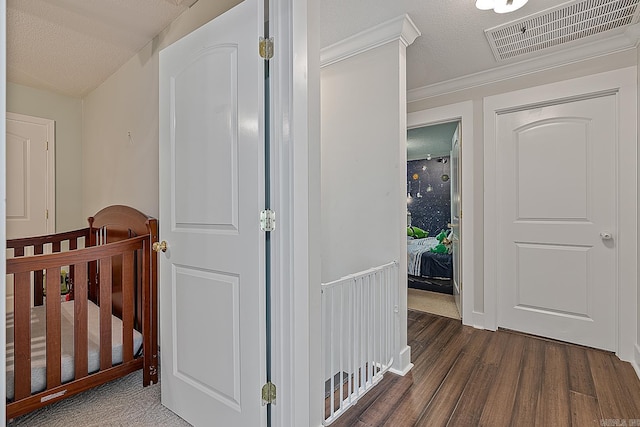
[
  {"xmin": 497, "ymin": 94, "xmax": 616, "ymax": 351},
  {"xmin": 159, "ymin": 0, "xmax": 265, "ymax": 425},
  {"xmin": 6, "ymin": 113, "xmax": 54, "ymax": 239}
]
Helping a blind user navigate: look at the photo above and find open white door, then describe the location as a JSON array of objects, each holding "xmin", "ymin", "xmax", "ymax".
[
  {"xmin": 158, "ymin": 0, "xmax": 266, "ymax": 425},
  {"xmin": 450, "ymin": 124, "xmax": 461, "ymax": 315}
]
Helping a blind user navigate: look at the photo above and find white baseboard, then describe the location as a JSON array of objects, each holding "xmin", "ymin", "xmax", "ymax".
[
  {"xmin": 467, "ymin": 311, "xmax": 485, "ymax": 330},
  {"xmin": 633, "ymin": 344, "xmax": 640, "ymax": 380},
  {"xmin": 389, "ymin": 362, "xmax": 413, "ymax": 377},
  {"xmin": 390, "ymin": 345, "xmax": 413, "ymax": 376}
]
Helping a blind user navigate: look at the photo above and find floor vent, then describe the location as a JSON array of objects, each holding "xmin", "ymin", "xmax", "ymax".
[{"xmin": 485, "ymin": 0, "xmax": 640, "ymax": 61}]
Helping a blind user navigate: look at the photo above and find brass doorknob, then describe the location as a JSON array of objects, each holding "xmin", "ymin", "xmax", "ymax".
[{"xmin": 153, "ymin": 241, "xmax": 167, "ymax": 253}]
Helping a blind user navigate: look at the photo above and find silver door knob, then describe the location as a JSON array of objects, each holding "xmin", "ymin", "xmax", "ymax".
[{"xmin": 600, "ymin": 232, "xmax": 613, "ymax": 240}]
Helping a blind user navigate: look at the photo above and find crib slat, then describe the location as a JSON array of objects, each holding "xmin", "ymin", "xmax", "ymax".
[
  {"xmin": 34, "ymin": 244, "xmax": 44, "ymax": 306},
  {"xmin": 74, "ymin": 263, "xmax": 89, "ymax": 378},
  {"xmin": 122, "ymin": 251, "xmax": 134, "ymax": 363},
  {"xmin": 14, "ymin": 272, "xmax": 32, "ymax": 400},
  {"xmin": 45, "ymin": 267, "xmax": 62, "ymax": 388},
  {"xmin": 69, "ymin": 238, "xmax": 77, "ymax": 300},
  {"xmin": 99, "ymin": 257, "xmax": 113, "ymax": 370}
]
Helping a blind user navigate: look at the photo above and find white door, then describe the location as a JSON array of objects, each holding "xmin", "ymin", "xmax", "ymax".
[
  {"xmin": 496, "ymin": 94, "xmax": 616, "ymax": 351},
  {"xmin": 6, "ymin": 112, "xmax": 55, "ymax": 239},
  {"xmin": 158, "ymin": 0, "xmax": 266, "ymax": 425},
  {"xmin": 450, "ymin": 124, "xmax": 461, "ymax": 315}
]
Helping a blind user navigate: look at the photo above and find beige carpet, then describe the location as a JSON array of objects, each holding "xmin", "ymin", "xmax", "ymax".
[
  {"xmin": 408, "ymin": 288, "xmax": 461, "ymax": 320},
  {"xmin": 8, "ymin": 369, "xmax": 191, "ymax": 426}
]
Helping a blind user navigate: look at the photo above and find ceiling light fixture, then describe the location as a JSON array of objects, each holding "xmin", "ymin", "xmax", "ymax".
[{"xmin": 476, "ymin": 0, "xmax": 528, "ymax": 13}]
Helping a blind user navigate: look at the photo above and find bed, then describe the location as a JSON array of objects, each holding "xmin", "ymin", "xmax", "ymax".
[
  {"xmin": 407, "ymin": 237, "xmax": 453, "ymax": 294},
  {"xmin": 5, "ymin": 205, "xmax": 158, "ymax": 419}
]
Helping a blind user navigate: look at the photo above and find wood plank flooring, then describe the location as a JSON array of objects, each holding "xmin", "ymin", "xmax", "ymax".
[{"xmin": 330, "ymin": 310, "xmax": 640, "ymax": 427}]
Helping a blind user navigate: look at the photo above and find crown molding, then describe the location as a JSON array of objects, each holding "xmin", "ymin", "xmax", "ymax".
[
  {"xmin": 407, "ymin": 23, "xmax": 640, "ymax": 103},
  {"xmin": 320, "ymin": 14, "xmax": 421, "ymax": 68}
]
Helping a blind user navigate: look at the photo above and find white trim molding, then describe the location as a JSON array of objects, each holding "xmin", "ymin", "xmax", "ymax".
[
  {"xmin": 408, "ymin": 101, "xmax": 476, "ymax": 329},
  {"xmin": 269, "ymin": 0, "xmax": 321, "ymax": 425},
  {"xmin": 408, "ymin": 23, "xmax": 640, "ymax": 103},
  {"xmin": 0, "ymin": 2, "xmax": 6, "ymax": 423},
  {"xmin": 483, "ymin": 67, "xmax": 637, "ymax": 361},
  {"xmin": 389, "ymin": 346, "xmax": 413, "ymax": 376},
  {"xmin": 634, "ymin": 344, "xmax": 640, "ymax": 380},
  {"xmin": 320, "ymin": 14, "xmax": 420, "ymax": 68}
]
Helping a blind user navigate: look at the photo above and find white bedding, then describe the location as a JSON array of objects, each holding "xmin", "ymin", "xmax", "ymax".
[
  {"xmin": 407, "ymin": 237, "xmax": 440, "ymax": 276},
  {"xmin": 6, "ymin": 300, "xmax": 143, "ymax": 400}
]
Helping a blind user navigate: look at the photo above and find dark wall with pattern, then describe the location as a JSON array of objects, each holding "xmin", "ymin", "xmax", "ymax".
[{"xmin": 407, "ymin": 157, "xmax": 451, "ymax": 236}]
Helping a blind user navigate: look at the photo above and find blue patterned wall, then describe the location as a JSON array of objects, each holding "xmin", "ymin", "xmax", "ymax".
[{"xmin": 407, "ymin": 157, "xmax": 451, "ymax": 236}]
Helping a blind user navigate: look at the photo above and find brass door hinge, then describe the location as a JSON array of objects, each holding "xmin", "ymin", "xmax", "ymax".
[
  {"xmin": 261, "ymin": 381, "xmax": 276, "ymax": 405},
  {"xmin": 259, "ymin": 37, "xmax": 274, "ymax": 59}
]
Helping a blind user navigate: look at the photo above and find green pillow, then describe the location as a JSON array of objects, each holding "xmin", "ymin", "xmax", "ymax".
[{"xmin": 407, "ymin": 226, "xmax": 428, "ymax": 239}]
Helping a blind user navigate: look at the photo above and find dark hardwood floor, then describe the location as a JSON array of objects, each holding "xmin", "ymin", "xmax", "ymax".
[{"xmin": 330, "ymin": 310, "xmax": 640, "ymax": 427}]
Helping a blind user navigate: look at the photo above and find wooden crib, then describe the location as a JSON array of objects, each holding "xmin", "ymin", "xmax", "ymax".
[{"xmin": 5, "ymin": 205, "xmax": 158, "ymax": 419}]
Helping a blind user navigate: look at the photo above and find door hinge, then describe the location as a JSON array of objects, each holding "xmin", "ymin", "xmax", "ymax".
[
  {"xmin": 46, "ymin": 141, "xmax": 49, "ymax": 150},
  {"xmin": 259, "ymin": 37, "xmax": 274, "ymax": 60},
  {"xmin": 46, "ymin": 209, "xmax": 49, "ymax": 219},
  {"xmin": 260, "ymin": 210, "xmax": 276, "ymax": 232},
  {"xmin": 261, "ymin": 381, "xmax": 276, "ymax": 405}
]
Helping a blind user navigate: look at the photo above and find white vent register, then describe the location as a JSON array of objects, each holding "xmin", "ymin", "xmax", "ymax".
[{"xmin": 485, "ymin": 0, "xmax": 640, "ymax": 61}]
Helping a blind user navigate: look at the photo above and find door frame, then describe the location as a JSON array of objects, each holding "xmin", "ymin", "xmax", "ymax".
[
  {"xmin": 407, "ymin": 101, "xmax": 476, "ymax": 327},
  {"xmin": 483, "ymin": 67, "xmax": 637, "ymax": 361},
  {"xmin": 6, "ymin": 112, "xmax": 56, "ymax": 236},
  {"xmin": 269, "ymin": 0, "xmax": 322, "ymax": 425},
  {"xmin": 0, "ymin": 2, "xmax": 6, "ymax": 422}
]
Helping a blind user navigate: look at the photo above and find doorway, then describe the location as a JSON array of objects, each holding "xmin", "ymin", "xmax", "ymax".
[
  {"xmin": 407, "ymin": 101, "xmax": 475, "ymax": 326},
  {"xmin": 6, "ymin": 112, "xmax": 55, "ymax": 240},
  {"xmin": 406, "ymin": 121, "xmax": 460, "ymax": 320}
]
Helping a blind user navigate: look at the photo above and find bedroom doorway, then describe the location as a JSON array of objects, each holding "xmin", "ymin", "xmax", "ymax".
[{"xmin": 406, "ymin": 120, "xmax": 461, "ymax": 320}]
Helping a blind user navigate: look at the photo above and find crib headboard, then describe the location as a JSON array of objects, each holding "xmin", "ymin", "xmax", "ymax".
[
  {"xmin": 88, "ymin": 205, "xmax": 157, "ymax": 242},
  {"xmin": 86, "ymin": 205, "xmax": 158, "ymax": 329}
]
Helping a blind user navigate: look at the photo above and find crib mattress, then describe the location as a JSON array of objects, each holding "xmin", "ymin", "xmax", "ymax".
[{"xmin": 6, "ymin": 300, "xmax": 143, "ymax": 400}]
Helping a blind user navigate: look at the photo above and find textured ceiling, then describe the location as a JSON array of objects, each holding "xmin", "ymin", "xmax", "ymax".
[
  {"xmin": 320, "ymin": 0, "xmax": 637, "ymax": 92},
  {"xmin": 7, "ymin": 0, "xmax": 638, "ymax": 99},
  {"xmin": 7, "ymin": 0, "xmax": 197, "ymax": 97}
]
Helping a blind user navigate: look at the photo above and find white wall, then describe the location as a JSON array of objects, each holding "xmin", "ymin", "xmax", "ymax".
[
  {"xmin": 321, "ymin": 42, "xmax": 404, "ymax": 283},
  {"xmin": 321, "ymin": 39, "xmax": 411, "ymax": 375},
  {"xmin": 81, "ymin": 0, "xmax": 242, "ymax": 219},
  {"xmin": 6, "ymin": 83, "xmax": 83, "ymax": 231},
  {"xmin": 1, "ymin": 2, "xmax": 7, "ymax": 423}
]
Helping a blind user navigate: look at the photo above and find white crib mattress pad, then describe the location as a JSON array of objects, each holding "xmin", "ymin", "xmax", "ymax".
[{"xmin": 6, "ymin": 299, "xmax": 143, "ymax": 400}]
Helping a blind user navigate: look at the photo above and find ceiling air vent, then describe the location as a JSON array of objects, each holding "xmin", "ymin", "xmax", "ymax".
[{"xmin": 485, "ymin": 0, "xmax": 640, "ymax": 61}]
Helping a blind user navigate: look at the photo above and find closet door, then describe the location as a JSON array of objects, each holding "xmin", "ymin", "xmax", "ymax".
[{"xmin": 495, "ymin": 94, "xmax": 616, "ymax": 351}]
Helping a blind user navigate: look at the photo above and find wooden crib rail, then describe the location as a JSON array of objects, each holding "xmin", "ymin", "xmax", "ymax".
[
  {"xmin": 7, "ymin": 228, "xmax": 90, "ymax": 254},
  {"xmin": 6, "ymin": 235, "xmax": 153, "ymax": 418},
  {"xmin": 7, "ymin": 228, "xmax": 91, "ymax": 306}
]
